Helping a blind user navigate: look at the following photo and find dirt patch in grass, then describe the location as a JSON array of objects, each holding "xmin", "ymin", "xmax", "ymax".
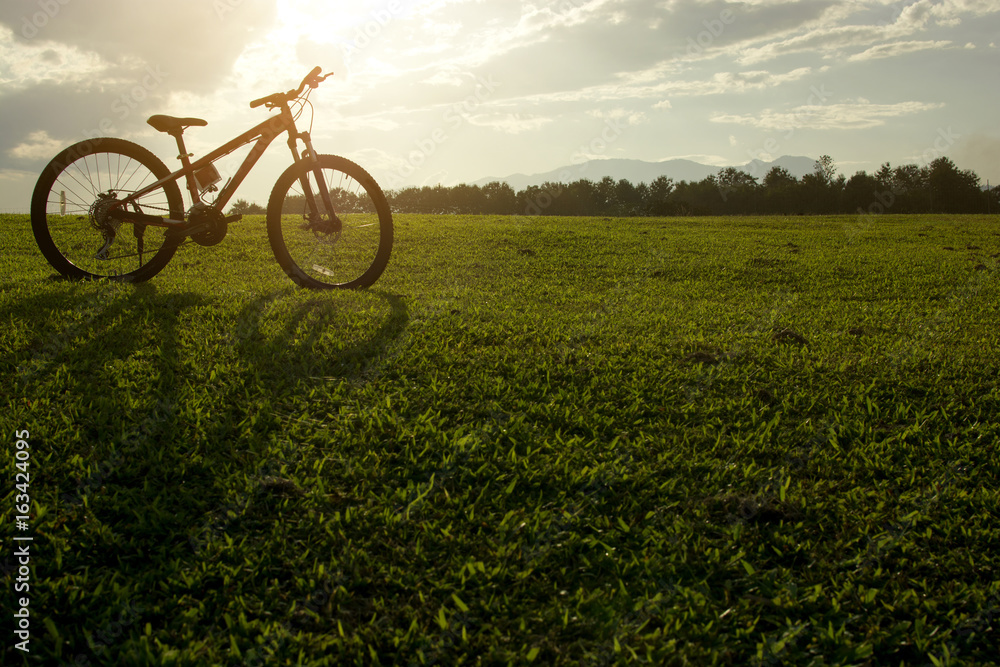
[
  {"xmin": 683, "ymin": 350, "xmax": 719, "ymax": 365},
  {"xmin": 772, "ymin": 328, "xmax": 808, "ymax": 345}
]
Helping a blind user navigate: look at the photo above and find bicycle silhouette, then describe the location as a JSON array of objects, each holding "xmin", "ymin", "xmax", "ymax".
[{"xmin": 30, "ymin": 67, "xmax": 392, "ymax": 289}]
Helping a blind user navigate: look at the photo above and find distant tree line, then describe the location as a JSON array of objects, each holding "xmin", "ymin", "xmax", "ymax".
[{"xmin": 229, "ymin": 156, "xmax": 999, "ymax": 218}]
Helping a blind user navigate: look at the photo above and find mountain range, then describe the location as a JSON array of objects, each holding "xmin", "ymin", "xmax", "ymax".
[{"xmin": 471, "ymin": 155, "xmax": 818, "ymax": 191}]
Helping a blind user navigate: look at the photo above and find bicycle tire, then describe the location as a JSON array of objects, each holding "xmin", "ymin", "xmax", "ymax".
[
  {"xmin": 266, "ymin": 155, "xmax": 393, "ymax": 289},
  {"xmin": 30, "ymin": 137, "xmax": 184, "ymax": 282}
]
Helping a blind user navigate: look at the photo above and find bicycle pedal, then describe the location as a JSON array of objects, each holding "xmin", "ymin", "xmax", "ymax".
[{"xmin": 225, "ymin": 214, "xmax": 243, "ymax": 223}]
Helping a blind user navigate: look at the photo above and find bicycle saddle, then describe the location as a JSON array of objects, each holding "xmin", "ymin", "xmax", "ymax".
[{"xmin": 147, "ymin": 115, "xmax": 208, "ymax": 135}]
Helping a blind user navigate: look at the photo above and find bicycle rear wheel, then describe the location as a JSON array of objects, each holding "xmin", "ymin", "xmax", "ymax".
[
  {"xmin": 266, "ymin": 154, "xmax": 393, "ymax": 289},
  {"xmin": 30, "ymin": 138, "xmax": 183, "ymax": 282}
]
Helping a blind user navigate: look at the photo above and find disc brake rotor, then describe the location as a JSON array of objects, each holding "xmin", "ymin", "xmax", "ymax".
[{"xmin": 301, "ymin": 213, "xmax": 343, "ymax": 244}]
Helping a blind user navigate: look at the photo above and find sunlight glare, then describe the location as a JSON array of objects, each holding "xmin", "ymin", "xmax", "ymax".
[{"xmin": 276, "ymin": 0, "xmax": 388, "ymax": 50}]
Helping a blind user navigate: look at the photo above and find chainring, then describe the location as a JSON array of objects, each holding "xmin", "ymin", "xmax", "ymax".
[{"xmin": 189, "ymin": 204, "xmax": 228, "ymax": 246}]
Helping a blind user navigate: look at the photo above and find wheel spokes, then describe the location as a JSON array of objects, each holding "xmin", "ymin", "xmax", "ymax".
[
  {"xmin": 271, "ymin": 157, "xmax": 390, "ymax": 288},
  {"xmin": 43, "ymin": 153, "xmax": 174, "ymax": 276}
]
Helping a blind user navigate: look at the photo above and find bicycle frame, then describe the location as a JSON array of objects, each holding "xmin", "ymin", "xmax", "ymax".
[{"xmin": 111, "ymin": 102, "xmax": 328, "ymax": 229}]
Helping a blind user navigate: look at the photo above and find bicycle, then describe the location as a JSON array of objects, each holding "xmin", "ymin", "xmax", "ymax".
[{"xmin": 30, "ymin": 67, "xmax": 393, "ymax": 289}]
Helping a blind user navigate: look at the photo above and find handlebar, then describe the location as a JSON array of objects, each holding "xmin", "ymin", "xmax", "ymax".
[{"xmin": 250, "ymin": 66, "xmax": 331, "ymax": 109}]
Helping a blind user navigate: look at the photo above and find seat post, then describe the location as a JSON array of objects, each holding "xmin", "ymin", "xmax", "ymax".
[
  {"xmin": 170, "ymin": 131, "xmax": 192, "ymax": 168},
  {"xmin": 169, "ymin": 130, "xmax": 201, "ymax": 203}
]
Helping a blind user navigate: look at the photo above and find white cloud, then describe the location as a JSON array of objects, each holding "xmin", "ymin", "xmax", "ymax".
[
  {"xmin": 0, "ymin": 168, "xmax": 33, "ymax": 181},
  {"xmin": 735, "ymin": 24, "xmax": 884, "ymax": 64},
  {"xmin": 913, "ymin": 0, "xmax": 1000, "ymax": 26},
  {"xmin": 467, "ymin": 113, "xmax": 553, "ymax": 134},
  {"xmin": 660, "ymin": 154, "xmax": 730, "ymax": 166},
  {"xmin": 711, "ymin": 100, "xmax": 946, "ymax": 131},
  {"xmin": 8, "ymin": 130, "xmax": 62, "ymax": 160},
  {"xmin": 587, "ymin": 108, "xmax": 648, "ymax": 126},
  {"xmin": 513, "ymin": 66, "xmax": 814, "ymax": 105},
  {"xmin": 399, "ymin": 0, "xmax": 627, "ymax": 75},
  {"xmin": 953, "ymin": 132, "xmax": 1000, "ymax": 183},
  {"xmin": 423, "ymin": 69, "xmax": 468, "ymax": 86},
  {"xmin": 0, "ymin": 0, "xmax": 278, "ymax": 91},
  {"xmin": 330, "ymin": 114, "xmax": 402, "ymax": 132},
  {"xmin": 847, "ymin": 40, "xmax": 953, "ymax": 61},
  {"xmin": 731, "ymin": 0, "xmax": 1000, "ymax": 64},
  {"xmin": 0, "ymin": 26, "xmax": 109, "ymax": 93}
]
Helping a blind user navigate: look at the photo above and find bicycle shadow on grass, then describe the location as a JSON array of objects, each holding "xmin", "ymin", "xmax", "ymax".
[
  {"xmin": 4, "ymin": 281, "xmax": 224, "ymax": 632},
  {"xmin": 229, "ymin": 287, "xmax": 410, "ymax": 385},
  {"xmin": 9, "ymin": 279, "xmax": 208, "ymax": 400},
  {"xmin": 4, "ymin": 280, "xmax": 410, "ymax": 662},
  {"xmin": 6, "ymin": 278, "xmax": 217, "ymax": 503}
]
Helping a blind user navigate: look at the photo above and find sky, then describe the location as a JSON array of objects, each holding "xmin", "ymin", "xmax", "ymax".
[{"xmin": 1, "ymin": 0, "xmax": 998, "ymax": 211}]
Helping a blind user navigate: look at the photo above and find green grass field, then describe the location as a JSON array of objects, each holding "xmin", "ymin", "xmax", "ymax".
[{"xmin": 3, "ymin": 212, "xmax": 999, "ymax": 665}]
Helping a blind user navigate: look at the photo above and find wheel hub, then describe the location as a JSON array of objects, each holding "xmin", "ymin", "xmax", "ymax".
[
  {"xmin": 300, "ymin": 213, "xmax": 343, "ymax": 244},
  {"xmin": 89, "ymin": 191, "xmax": 122, "ymax": 231}
]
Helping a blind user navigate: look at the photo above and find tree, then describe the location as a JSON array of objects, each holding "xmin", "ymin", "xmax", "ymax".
[
  {"xmin": 892, "ymin": 164, "xmax": 927, "ymax": 212},
  {"xmin": 595, "ymin": 177, "xmax": 617, "ymax": 215},
  {"xmin": 814, "ymin": 155, "xmax": 837, "ymax": 185},
  {"xmin": 762, "ymin": 167, "xmax": 799, "ymax": 214},
  {"xmin": 806, "ymin": 155, "xmax": 843, "ymax": 213},
  {"xmin": 647, "ymin": 176, "xmax": 674, "ymax": 215},
  {"xmin": 450, "ymin": 183, "xmax": 479, "ymax": 213},
  {"xmin": 672, "ymin": 178, "xmax": 723, "ymax": 216},
  {"xmin": 615, "ymin": 178, "xmax": 640, "ymax": 216},
  {"xmin": 229, "ymin": 198, "xmax": 265, "ymax": 216},
  {"xmin": 386, "ymin": 154, "xmax": 990, "ymax": 216},
  {"xmin": 874, "ymin": 162, "xmax": 894, "ymax": 191},
  {"xmin": 715, "ymin": 167, "xmax": 759, "ymax": 214},
  {"xmin": 763, "ymin": 167, "xmax": 795, "ymax": 189},
  {"xmin": 987, "ymin": 183, "xmax": 1000, "ymax": 214},
  {"xmin": 564, "ymin": 179, "xmax": 597, "ymax": 215},
  {"xmin": 843, "ymin": 171, "xmax": 881, "ymax": 214},
  {"xmin": 480, "ymin": 181, "xmax": 516, "ymax": 214},
  {"xmin": 926, "ymin": 157, "xmax": 981, "ymax": 213}
]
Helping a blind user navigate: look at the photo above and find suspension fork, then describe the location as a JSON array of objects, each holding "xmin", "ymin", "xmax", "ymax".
[{"xmin": 290, "ymin": 131, "xmax": 337, "ymax": 224}]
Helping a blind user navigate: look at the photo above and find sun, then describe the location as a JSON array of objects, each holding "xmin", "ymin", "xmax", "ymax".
[{"xmin": 274, "ymin": 0, "xmax": 382, "ymax": 48}]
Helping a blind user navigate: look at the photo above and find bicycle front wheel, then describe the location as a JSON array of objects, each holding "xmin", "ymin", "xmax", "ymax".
[
  {"xmin": 30, "ymin": 137, "xmax": 184, "ymax": 282},
  {"xmin": 267, "ymin": 155, "xmax": 393, "ymax": 289}
]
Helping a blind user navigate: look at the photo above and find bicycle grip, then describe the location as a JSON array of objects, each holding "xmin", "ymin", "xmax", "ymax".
[
  {"xmin": 250, "ymin": 92, "xmax": 283, "ymax": 109},
  {"xmin": 302, "ymin": 66, "xmax": 323, "ymax": 90}
]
